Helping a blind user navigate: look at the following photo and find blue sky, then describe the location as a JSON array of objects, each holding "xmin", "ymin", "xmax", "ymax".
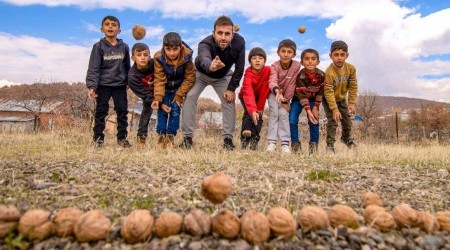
[{"xmin": 1, "ymin": 0, "xmax": 450, "ymax": 103}]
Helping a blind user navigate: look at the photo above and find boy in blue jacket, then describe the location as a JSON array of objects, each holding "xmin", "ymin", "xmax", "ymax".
[
  {"xmin": 86, "ymin": 15, "xmax": 131, "ymax": 148},
  {"xmin": 151, "ymin": 32, "xmax": 195, "ymax": 148}
]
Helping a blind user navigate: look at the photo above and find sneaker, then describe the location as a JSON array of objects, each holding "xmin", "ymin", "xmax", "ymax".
[
  {"xmin": 242, "ymin": 130, "xmax": 252, "ymax": 138},
  {"xmin": 291, "ymin": 142, "xmax": 301, "ymax": 153},
  {"xmin": 179, "ymin": 136, "xmax": 193, "ymax": 149},
  {"xmin": 309, "ymin": 142, "xmax": 318, "ymax": 155},
  {"xmin": 249, "ymin": 140, "xmax": 259, "ymax": 151},
  {"xmin": 241, "ymin": 139, "xmax": 250, "ymax": 150},
  {"xmin": 92, "ymin": 138, "xmax": 104, "ymax": 148},
  {"xmin": 157, "ymin": 135, "xmax": 166, "ymax": 149},
  {"xmin": 117, "ymin": 139, "xmax": 132, "ymax": 148},
  {"xmin": 326, "ymin": 143, "xmax": 335, "ymax": 153},
  {"xmin": 281, "ymin": 144, "xmax": 291, "ymax": 154},
  {"xmin": 340, "ymin": 137, "xmax": 356, "ymax": 148},
  {"xmin": 266, "ymin": 142, "xmax": 276, "ymax": 152},
  {"xmin": 223, "ymin": 137, "xmax": 236, "ymax": 151}
]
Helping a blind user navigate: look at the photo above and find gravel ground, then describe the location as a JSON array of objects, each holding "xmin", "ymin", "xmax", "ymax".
[{"xmin": 0, "ymin": 156, "xmax": 449, "ymax": 249}]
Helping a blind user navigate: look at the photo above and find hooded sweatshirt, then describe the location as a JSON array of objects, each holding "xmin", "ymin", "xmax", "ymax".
[
  {"xmin": 86, "ymin": 38, "xmax": 130, "ymax": 90},
  {"xmin": 128, "ymin": 59, "xmax": 155, "ymax": 103},
  {"xmin": 238, "ymin": 66, "xmax": 271, "ymax": 115}
]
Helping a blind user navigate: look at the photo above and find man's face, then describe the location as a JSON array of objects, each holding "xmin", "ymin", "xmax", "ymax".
[
  {"xmin": 131, "ymin": 49, "xmax": 150, "ymax": 70},
  {"xmin": 213, "ymin": 25, "xmax": 233, "ymax": 50}
]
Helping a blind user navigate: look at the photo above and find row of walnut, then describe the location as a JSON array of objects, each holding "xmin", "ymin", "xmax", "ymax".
[{"xmin": 0, "ymin": 172, "xmax": 449, "ymax": 245}]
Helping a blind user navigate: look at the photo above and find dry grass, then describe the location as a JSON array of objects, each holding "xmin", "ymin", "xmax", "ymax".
[{"xmin": 0, "ymin": 130, "xmax": 449, "ymax": 220}]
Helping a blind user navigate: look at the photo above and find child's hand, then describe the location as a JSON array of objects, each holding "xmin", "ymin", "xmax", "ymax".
[
  {"xmin": 251, "ymin": 111, "xmax": 259, "ymax": 125},
  {"xmin": 312, "ymin": 106, "xmax": 319, "ymax": 119},
  {"xmin": 88, "ymin": 89, "xmax": 97, "ymax": 100},
  {"xmin": 306, "ymin": 110, "xmax": 318, "ymax": 124},
  {"xmin": 161, "ymin": 104, "xmax": 171, "ymax": 113},
  {"xmin": 333, "ymin": 110, "xmax": 342, "ymax": 122},
  {"xmin": 209, "ymin": 56, "xmax": 225, "ymax": 72},
  {"xmin": 275, "ymin": 89, "xmax": 285, "ymax": 102},
  {"xmin": 151, "ymin": 100, "xmax": 159, "ymax": 109},
  {"xmin": 348, "ymin": 104, "xmax": 356, "ymax": 117},
  {"xmin": 281, "ymin": 102, "xmax": 290, "ymax": 112}
]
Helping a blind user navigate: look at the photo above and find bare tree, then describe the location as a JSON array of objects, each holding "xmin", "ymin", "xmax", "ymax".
[{"xmin": 357, "ymin": 90, "xmax": 383, "ymax": 138}]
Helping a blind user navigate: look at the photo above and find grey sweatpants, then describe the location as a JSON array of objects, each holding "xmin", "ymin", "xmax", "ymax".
[
  {"xmin": 181, "ymin": 71, "xmax": 235, "ymax": 139},
  {"xmin": 266, "ymin": 93, "xmax": 291, "ymax": 142}
]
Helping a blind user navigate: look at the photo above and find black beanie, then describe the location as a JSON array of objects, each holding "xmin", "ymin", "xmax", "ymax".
[{"xmin": 248, "ymin": 47, "xmax": 267, "ymax": 63}]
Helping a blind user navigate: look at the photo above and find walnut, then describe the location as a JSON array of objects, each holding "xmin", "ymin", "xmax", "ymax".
[
  {"xmin": 121, "ymin": 209, "xmax": 154, "ymax": 244},
  {"xmin": 18, "ymin": 209, "xmax": 52, "ymax": 241},
  {"xmin": 363, "ymin": 205, "xmax": 395, "ymax": 232},
  {"xmin": 391, "ymin": 204, "xmax": 420, "ymax": 228},
  {"xmin": 0, "ymin": 205, "xmax": 21, "ymax": 222},
  {"xmin": 418, "ymin": 211, "xmax": 440, "ymax": 233},
  {"xmin": 240, "ymin": 210, "xmax": 270, "ymax": 244},
  {"xmin": 0, "ymin": 222, "xmax": 18, "ymax": 238},
  {"xmin": 184, "ymin": 209, "xmax": 211, "ymax": 237},
  {"xmin": 201, "ymin": 172, "xmax": 232, "ymax": 204},
  {"xmin": 435, "ymin": 211, "xmax": 450, "ymax": 232},
  {"xmin": 74, "ymin": 210, "xmax": 111, "ymax": 242},
  {"xmin": 154, "ymin": 211, "xmax": 183, "ymax": 238},
  {"xmin": 211, "ymin": 209, "xmax": 240, "ymax": 239},
  {"xmin": 328, "ymin": 204, "xmax": 359, "ymax": 229},
  {"xmin": 53, "ymin": 207, "xmax": 83, "ymax": 237},
  {"xmin": 361, "ymin": 192, "xmax": 383, "ymax": 208},
  {"xmin": 267, "ymin": 207, "xmax": 296, "ymax": 237},
  {"xmin": 297, "ymin": 206, "xmax": 329, "ymax": 233}
]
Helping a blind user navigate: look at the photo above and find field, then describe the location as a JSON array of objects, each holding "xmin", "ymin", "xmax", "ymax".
[{"xmin": 0, "ymin": 130, "xmax": 449, "ymax": 249}]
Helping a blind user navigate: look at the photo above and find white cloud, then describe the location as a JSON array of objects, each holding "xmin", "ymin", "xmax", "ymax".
[
  {"xmin": 1, "ymin": 0, "xmax": 450, "ymax": 103},
  {"xmin": 0, "ymin": 79, "xmax": 21, "ymax": 87},
  {"xmin": 0, "ymin": 32, "xmax": 91, "ymax": 83}
]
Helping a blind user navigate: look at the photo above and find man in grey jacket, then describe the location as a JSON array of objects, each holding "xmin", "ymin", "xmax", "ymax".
[{"xmin": 181, "ymin": 15, "xmax": 245, "ymax": 150}]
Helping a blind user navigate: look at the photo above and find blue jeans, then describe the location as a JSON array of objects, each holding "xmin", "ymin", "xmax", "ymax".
[
  {"xmin": 289, "ymin": 99, "xmax": 319, "ymax": 143},
  {"xmin": 156, "ymin": 91, "xmax": 181, "ymax": 135}
]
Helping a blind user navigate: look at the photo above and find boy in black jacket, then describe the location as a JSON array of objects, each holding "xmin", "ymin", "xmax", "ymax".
[
  {"xmin": 128, "ymin": 43, "xmax": 155, "ymax": 145},
  {"xmin": 86, "ymin": 15, "xmax": 131, "ymax": 148}
]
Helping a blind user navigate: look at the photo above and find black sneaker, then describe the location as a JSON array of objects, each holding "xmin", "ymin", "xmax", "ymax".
[
  {"xmin": 223, "ymin": 137, "xmax": 235, "ymax": 151},
  {"xmin": 117, "ymin": 139, "xmax": 132, "ymax": 148},
  {"xmin": 180, "ymin": 136, "xmax": 193, "ymax": 149},
  {"xmin": 92, "ymin": 138, "xmax": 104, "ymax": 148},
  {"xmin": 340, "ymin": 137, "xmax": 356, "ymax": 148},
  {"xmin": 326, "ymin": 143, "xmax": 335, "ymax": 153}
]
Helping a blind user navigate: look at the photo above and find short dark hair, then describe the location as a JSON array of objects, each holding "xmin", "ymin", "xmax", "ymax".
[
  {"xmin": 163, "ymin": 32, "xmax": 182, "ymax": 47},
  {"xmin": 213, "ymin": 15, "xmax": 233, "ymax": 30},
  {"xmin": 131, "ymin": 43, "xmax": 149, "ymax": 56},
  {"xmin": 330, "ymin": 40, "xmax": 348, "ymax": 53},
  {"xmin": 301, "ymin": 48, "xmax": 320, "ymax": 61},
  {"xmin": 278, "ymin": 39, "xmax": 297, "ymax": 52},
  {"xmin": 102, "ymin": 15, "xmax": 120, "ymax": 28},
  {"xmin": 248, "ymin": 47, "xmax": 267, "ymax": 63}
]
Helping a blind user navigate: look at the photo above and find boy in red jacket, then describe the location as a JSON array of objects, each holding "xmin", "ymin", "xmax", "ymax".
[{"xmin": 238, "ymin": 47, "xmax": 271, "ymax": 150}]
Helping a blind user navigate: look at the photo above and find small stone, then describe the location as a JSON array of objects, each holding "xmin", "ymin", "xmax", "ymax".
[
  {"xmin": 423, "ymin": 235, "xmax": 445, "ymax": 250},
  {"xmin": 394, "ymin": 237, "xmax": 407, "ymax": 250},
  {"xmin": 188, "ymin": 241, "xmax": 202, "ymax": 250}
]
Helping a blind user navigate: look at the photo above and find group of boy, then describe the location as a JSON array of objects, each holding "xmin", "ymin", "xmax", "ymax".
[{"xmin": 85, "ymin": 15, "xmax": 357, "ymax": 154}]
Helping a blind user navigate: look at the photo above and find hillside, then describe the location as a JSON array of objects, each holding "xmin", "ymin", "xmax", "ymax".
[{"xmin": 377, "ymin": 95, "xmax": 450, "ymax": 111}]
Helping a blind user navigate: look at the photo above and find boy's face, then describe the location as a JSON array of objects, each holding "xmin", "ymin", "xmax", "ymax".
[
  {"xmin": 131, "ymin": 49, "xmax": 150, "ymax": 70},
  {"xmin": 164, "ymin": 46, "xmax": 181, "ymax": 61},
  {"xmin": 301, "ymin": 52, "xmax": 320, "ymax": 73},
  {"xmin": 250, "ymin": 55, "xmax": 265, "ymax": 73},
  {"xmin": 101, "ymin": 19, "xmax": 121, "ymax": 38},
  {"xmin": 277, "ymin": 47, "xmax": 296, "ymax": 65},
  {"xmin": 213, "ymin": 25, "xmax": 233, "ymax": 50},
  {"xmin": 329, "ymin": 49, "xmax": 348, "ymax": 68}
]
